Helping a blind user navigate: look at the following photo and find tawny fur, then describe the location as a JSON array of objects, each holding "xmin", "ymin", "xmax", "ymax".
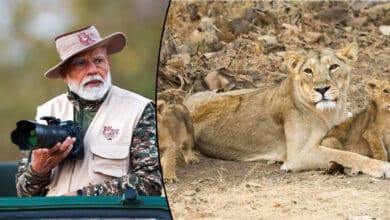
[
  {"xmin": 184, "ymin": 43, "xmax": 390, "ymax": 178},
  {"xmin": 157, "ymin": 100, "xmax": 199, "ymax": 182},
  {"xmin": 322, "ymin": 79, "xmax": 390, "ymax": 162}
]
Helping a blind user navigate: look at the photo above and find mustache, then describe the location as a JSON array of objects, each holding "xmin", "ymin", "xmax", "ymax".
[{"xmin": 81, "ymin": 75, "xmax": 104, "ymax": 86}]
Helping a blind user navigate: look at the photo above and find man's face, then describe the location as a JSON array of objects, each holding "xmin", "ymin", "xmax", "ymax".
[{"xmin": 62, "ymin": 47, "xmax": 112, "ymax": 100}]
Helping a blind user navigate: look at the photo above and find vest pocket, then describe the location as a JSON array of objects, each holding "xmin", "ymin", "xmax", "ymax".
[{"xmin": 90, "ymin": 145, "xmax": 130, "ymax": 178}]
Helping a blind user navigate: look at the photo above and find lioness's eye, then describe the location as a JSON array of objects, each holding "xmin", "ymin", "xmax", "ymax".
[
  {"xmin": 303, "ymin": 68, "xmax": 313, "ymax": 75},
  {"xmin": 383, "ymin": 89, "xmax": 389, "ymax": 94},
  {"xmin": 329, "ymin": 64, "xmax": 339, "ymax": 71}
]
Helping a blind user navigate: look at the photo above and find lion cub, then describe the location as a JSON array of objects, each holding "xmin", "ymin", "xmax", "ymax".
[
  {"xmin": 321, "ymin": 79, "xmax": 390, "ymax": 161},
  {"xmin": 157, "ymin": 100, "xmax": 199, "ymax": 182}
]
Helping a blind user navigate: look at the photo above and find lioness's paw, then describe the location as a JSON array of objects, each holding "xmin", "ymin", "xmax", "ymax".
[
  {"xmin": 382, "ymin": 164, "xmax": 390, "ymax": 178},
  {"xmin": 366, "ymin": 162, "xmax": 390, "ymax": 178},
  {"xmin": 184, "ymin": 153, "xmax": 200, "ymax": 164},
  {"xmin": 280, "ymin": 163, "xmax": 288, "ymax": 171},
  {"xmin": 162, "ymin": 168, "xmax": 178, "ymax": 183},
  {"xmin": 163, "ymin": 175, "xmax": 178, "ymax": 183}
]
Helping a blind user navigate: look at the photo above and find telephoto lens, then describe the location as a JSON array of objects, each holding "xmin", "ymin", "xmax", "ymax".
[
  {"xmin": 10, "ymin": 116, "xmax": 84, "ymax": 159},
  {"xmin": 11, "ymin": 120, "xmax": 70, "ymax": 150},
  {"xmin": 26, "ymin": 130, "xmax": 38, "ymax": 148}
]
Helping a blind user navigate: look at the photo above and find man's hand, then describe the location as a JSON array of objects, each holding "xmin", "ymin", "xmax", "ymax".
[{"xmin": 31, "ymin": 136, "xmax": 76, "ymax": 175}]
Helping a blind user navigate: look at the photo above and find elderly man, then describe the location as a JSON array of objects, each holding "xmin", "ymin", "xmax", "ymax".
[{"xmin": 16, "ymin": 26, "xmax": 162, "ymax": 196}]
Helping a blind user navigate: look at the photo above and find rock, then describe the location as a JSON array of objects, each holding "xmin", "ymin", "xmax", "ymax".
[
  {"xmin": 244, "ymin": 7, "xmax": 276, "ymax": 26},
  {"xmin": 346, "ymin": 17, "xmax": 368, "ymax": 28},
  {"xmin": 202, "ymin": 52, "xmax": 218, "ymax": 59},
  {"xmin": 228, "ymin": 18, "xmax": 253, "ymax": 36},
  {"xmin": 258, "ymin": 35, "xmax": 279, "ymax": 46},
  {"xmin": 361, "ymin": 2, "xmax": 390, "ymax": 24},
  {"xmin": 344, "ymin": 26, "xmax": 353, "ymax": 32},
  {"xmin": 379, "ymin": 25, "xmax": 390, "ymax": 36},
  {"xmin": 300, "ymin": 31, "xmax": 323, "ymax": 43},
  {"xmin": 314, "ymin": 8, "xmax": 351, "ymax": 25},
  {"xmin": 282, "ymin": 23, "xmax": 300, "ymax": 32}
]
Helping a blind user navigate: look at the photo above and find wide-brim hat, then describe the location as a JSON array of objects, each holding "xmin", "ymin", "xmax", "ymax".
[{"xmin": 44, "ymin": 25, "xmax": 126, "ymax": 79}]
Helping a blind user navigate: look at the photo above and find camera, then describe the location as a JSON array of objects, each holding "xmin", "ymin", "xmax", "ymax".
[{"xmin": 11, "ymin": 116, "xmax": 84, "ymax": 160}]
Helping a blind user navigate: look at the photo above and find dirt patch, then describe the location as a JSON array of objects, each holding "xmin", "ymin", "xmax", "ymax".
[
  {"xmin": 166, "ymin": 156, "xmax": 390, "ymax": 219},
  {"xmin": 159, "ymin": 1, "xmax": 390, "ymax": 219}
]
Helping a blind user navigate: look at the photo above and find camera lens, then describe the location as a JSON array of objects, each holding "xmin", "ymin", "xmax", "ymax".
[
  {"xmin": 26, "ymin": 130, "xmax": 38, "ymax": 147},
  {"xmin": 11, "ymin": 120, "xmax": 68, "ymax": 149},
  {"xmin": 11, "ymin": 118, "xmax": 84, "ymax": 160}
]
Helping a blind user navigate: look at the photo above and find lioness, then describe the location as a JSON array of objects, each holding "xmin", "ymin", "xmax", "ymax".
[
  {"xmin": 321, "ymin": 79, "xmax": 390, "ymax": 162},
  {"xmin": 157, "ymin": 100, "xmax": 199, "ymax": 182},
  {"xmin": 184, "ymin": 43, "xmax": 390, "ymax": 178}
]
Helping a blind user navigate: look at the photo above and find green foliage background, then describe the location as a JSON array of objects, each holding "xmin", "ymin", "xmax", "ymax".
[{"xmin": 0, "ymin": 0, "xmax": 169, "ymax": 161}]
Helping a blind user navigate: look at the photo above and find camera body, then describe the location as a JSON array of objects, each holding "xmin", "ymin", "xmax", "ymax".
[{"xmin": 11, "ymin": 116, "xmax": 84, "ymax": 160}]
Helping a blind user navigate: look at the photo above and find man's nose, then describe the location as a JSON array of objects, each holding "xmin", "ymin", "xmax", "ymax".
[{"xmin": 85, "ymin": 61, "xmax": 99, "ymax": 75}]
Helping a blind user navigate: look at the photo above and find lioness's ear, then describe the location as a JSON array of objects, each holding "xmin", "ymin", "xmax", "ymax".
[
  {"xmin": 366, "ymin": 79, "xmax": 380, "ymax": 96},
  {"xmin": 156, "ymin": 100, "xmax": 166, "ymax": 113},
  {"xmin": 284, "ymin": 52, "xmax": 302, "ymax": 73},
  {"xmin": 337, "ymin": 42, "xmax": 358, "ymax": 63}
]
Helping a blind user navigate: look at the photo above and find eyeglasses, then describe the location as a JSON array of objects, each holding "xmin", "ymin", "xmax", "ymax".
[{"xmin": 67, "ymin": 55, "xmax": 108, "ymax": 70}]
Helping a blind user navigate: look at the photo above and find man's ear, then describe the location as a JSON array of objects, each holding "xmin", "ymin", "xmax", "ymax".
[
  {"xmin": 62, "ymin": 76, "xmax": 68, "ymax": 84},
  {"xmin": 336, "ymin": 42, "xmax": 358, "ymax": 64},
  {"xmin": 59, "ymin": 68, "xmax": 68, "ymax": 83},
  {"xmin": 284, "ymin": 52, "xmax": 302, "ymax": 73}
]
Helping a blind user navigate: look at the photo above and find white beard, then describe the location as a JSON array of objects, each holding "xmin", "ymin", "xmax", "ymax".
[{"xmin": 67, "ymin": 71, "xmax": 112, "ymax": 101}]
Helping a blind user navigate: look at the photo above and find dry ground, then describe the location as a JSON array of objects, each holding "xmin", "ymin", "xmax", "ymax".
[{"xmin": 166, "ymin": 155, "xmax": 390, "ymax": 219}]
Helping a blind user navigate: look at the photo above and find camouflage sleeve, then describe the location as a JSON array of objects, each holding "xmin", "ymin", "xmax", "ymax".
[
  {"xmin": 81, "ymin": 102, "xmax": 163, "ymax": 196},
  {"xmin": 15, "ymin": 151, "xmax": 51, "ymax": 197}
]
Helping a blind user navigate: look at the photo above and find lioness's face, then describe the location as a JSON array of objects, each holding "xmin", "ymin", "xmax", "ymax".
[
  {"xmin": 367, "ymin": 80, "xmax": 390, "ymax": 112},
  {"xmin": 380, "ymin": 82, "xmax": 390, "ymax": 112},
  {"xmin": 285, "ymin": 43, "xmax": 358, "ymax": 112}
]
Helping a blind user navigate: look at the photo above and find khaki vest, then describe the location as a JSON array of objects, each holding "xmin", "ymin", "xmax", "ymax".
[{"xmin": 35, "ymin": 86, "xmax": 150, "ymax": 196}]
